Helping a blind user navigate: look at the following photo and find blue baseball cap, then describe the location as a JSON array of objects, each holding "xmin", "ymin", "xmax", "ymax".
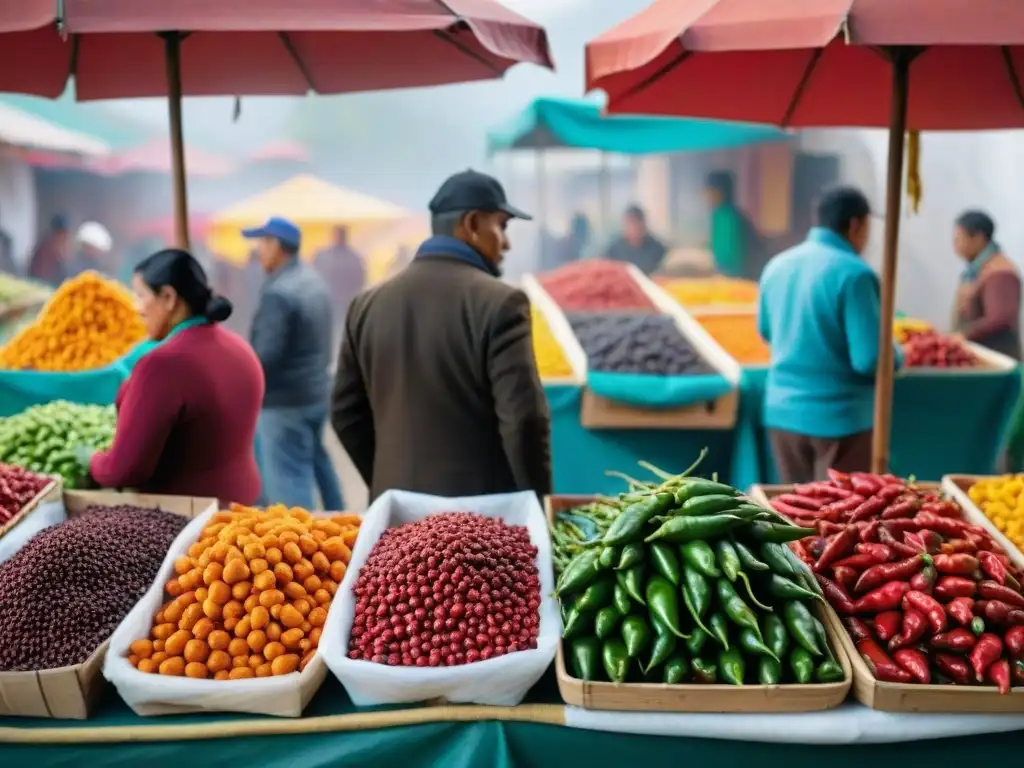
[{"xmin": 241, "ymin": 216, "xmax": 301, "ymax": 250}]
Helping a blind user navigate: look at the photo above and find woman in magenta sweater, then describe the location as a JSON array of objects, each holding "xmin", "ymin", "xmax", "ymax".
[{"xmin": 89, "ymin": 249, "xmax": 265, "ymax": 504}]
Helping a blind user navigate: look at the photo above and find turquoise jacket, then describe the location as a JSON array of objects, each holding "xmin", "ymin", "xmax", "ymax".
[{"xmin": 758, "ymin": 227, "xmax": 904, "ymax": 438}]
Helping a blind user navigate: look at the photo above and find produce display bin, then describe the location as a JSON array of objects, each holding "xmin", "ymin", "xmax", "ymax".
[
  {"xmin": 942, "ymin": 475, "xmax": 1024, "ymax": 571},
  {"xmin": 900, "ymin": 341, "xmax": 1017, "ymax": 375},
  {"xmin": 546, "ymin": 495, "xmax": 852, "ymax": 712},
  {"xmin": 0, "ymin": 491, "xmax": 217, "ymax": 720},
  {"xmin": 0, "ymin": 478, "xmax": 60, "ymax": 543},
  {"xmin": 749, "ymin": 483, "xmax": 1024, "ymax": 713},
  {"xmin": 522, "ymin": 275, "xmax": 585, "ymax": 388}
]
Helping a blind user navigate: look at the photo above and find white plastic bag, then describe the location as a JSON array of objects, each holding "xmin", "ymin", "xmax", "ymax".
[
  {"xmin": 320, "ymin": 489, "xmax": 559, "ymax": 707},
  {"xmin": 103, "ymin": 505, "xmax": 327, "ymax": 717},
  {"xmin": 0, "ymin": 500, "xmax": 66, "ymax": 566}
]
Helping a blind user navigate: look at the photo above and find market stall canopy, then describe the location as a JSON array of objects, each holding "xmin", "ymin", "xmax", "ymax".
[
  {"xmin": 486, "ymin": 96, "xmax": 786, "ymax": 155},
  {"xmin": 0, "ymin": 102, "xmax": 110, "ymax": 157},
  {"xmin": 207, "ymin": 174, "xmax": 409, "ymax": 265},
  {"xmin": 248, "ymin": 141, "xmax": 311, "ymax": 164},
  {"xmin": 84, "ymin": 139, "xmax": 236, "ymax": 177},
  {"xmin": 585, "ymin": 0, "xmax": 1024, "ymax": 128},
  {"xmin": 0, "ymin": 1, "xmax": 67, "ymax": 97}
]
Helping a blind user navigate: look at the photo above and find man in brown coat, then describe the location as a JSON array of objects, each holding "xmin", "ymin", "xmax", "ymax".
[{"xmin": 331, "ymin": 170, "xmax": 552, "ymax": 501}]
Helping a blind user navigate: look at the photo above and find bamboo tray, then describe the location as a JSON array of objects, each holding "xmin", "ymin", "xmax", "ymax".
[
  {"xmin": 0, "ymin": 478, "xmax": 60, "ymax": 542},
  {"xmin": 547, "ymin": 495, "xmax": 852, "ymax": 712},
  {"xmin": 749, "ymin": 483, "xmax": 1024, "ymax": 712},
  {"xmin": 942, "ymin": 475, "xmax": 1024, "ymax": 571}
]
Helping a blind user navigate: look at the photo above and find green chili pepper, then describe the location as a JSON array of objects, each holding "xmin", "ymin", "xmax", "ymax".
[
  {"xmin": 645, "ymin": 575, "xmax": 689, "ymax": 639},
  {"xmin": 621, "ymin": 615, "xmax": 651, "ymax": 658},
  {"xmin": 570, "ymin": 637, "xmax": 602, "ymax": 681},
  {"xmin": 809, "ymin": 615, "xmax": 839, "ymax": 668},
  {"xmin": 763, "ymin": 614, "xmax": 790, "ymax": 659},
  {"xmin": 730, "ymin": 537, "xmax": 770, "ymax": 572},
  {"xmin": 719, "ymin": 647, "xmax": 746, "ymax": 686},
  {"xmin": 816, "ymin": 659, "xmax": 845, "ymax": 683},
  {"xmin": 644, "ymin": 616, "xmax": 678, "ymax": 672},
  {"xmin": 618, "ymin": 564, "xmax": 646, "ymax": 605},
  {"xmin": 758, "ymin": 656, "xmax": 783, "ymax": 685},
  {"xmin": 714, "ymin": 539, "xmax": 742, "ymax": 582},
  {"xmin": 683, "ymin": 581, "xmax": 714, "ymax": 638},
  {"xmin": 760, "ymin": 542, "xmax": 799, "ymax": 577},
  {"xmin": 789, "ymin": 647, "xmax": 815, "ymax": 684},
  {"xmin": 649, "ymin": 541, "xmax": 681, "ymax": 586},
  {"xmin": 782, "ymin": 548, "xmax": 821, "ymax": 595},
  {"xmin": 575, "ymin": 576, "xmax": 615, "ymax": 613},
  {"xmin": 602, "ymin": 493, "xmax": 675, "ymax": 546},
  {"xmin": 708, "ymin": 610, "xmax": 731, "ymax": 650},
  {"xmin": 738, "ymin": 627, "xmax": 779, "ymax": 662},
  {"xmin": 674, "ymin": 480, "xmax": 740, "ymax": 505},
  {"xmin": 680, "ymin": 494, "xmax": 742, "ymax": 517},
  {"xmin": 598, "ymin": 546, "xmax": 619, "ymax": 569},
  {"xmin": 555, "ymin": 548, "xmax": 604, "ymax": 596},
  {"xmin": 726, "ymin": 506, "xmax": 775, "ymax": 522},
  {"xmin": 745, "ymin": 521, "xmax": 817, "ymax": 544},
  {"xmin": 645, "ymin": 514, "xmax": 745, "ymax": 544},
  {"xmin": 595, "ymin": 605, "xmax": 623, "ymax": 639},
  {"xmin": 562, "ymin": 605, "xmax": 593, "ymax": 639},
  {"xmin": 682, "ymin": 564, "xmax": 711, "ymax": 619},
  {"xmin": 691, "ymin": 656, "xmax": 718, "ymax": 683},
  {"xmin": 736, "ymin": 571, "xmax": 773, "ymax": 612},
  {"xmin": 602, "ymin": 639, "xmax": 630, "ymax": 684},
  {"xmin": 612, "ymin": 582, "xmax": 632, "ymax": 615},
  {"xmin": 679, "ymin": 540, "xmax": 721, "ymax": 579},
  {"xmin": 615, "ymin": 543, "xmax": 645, "ymax": 571},
  {"xmin": 768, "ymin": 574, "xmax": 822, "ymax": 603},
  {"xmin": 663, "ymin": 654, "xmax": 689, "ymax": 684},
  {"xmin": 686, "ymin": 626, "xmax": 710, "ymax": 656},
  {"xmin": 782, "ymin": 601, "xmax": 822, "ymax": 656},
  {"xmin": 716, "ymin": 578, "xmax": 762, "ymax": 638}
]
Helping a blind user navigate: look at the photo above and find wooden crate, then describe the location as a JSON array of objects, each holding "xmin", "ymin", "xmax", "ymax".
[
  {"xmin": 750, "ymin": 482, "xmax": 1024, "ymax": 711},
  {"xmin": 0, "ymin": 491, "xmax": 217, "ymax": 719},
  {"xmin": 0, "ymin": 478, "xmax": 60, "ymax": 542},
  {"xmin": 580, "ymin": 388, "xmax": 739, "ymax": 430},
  {"xmin": 546, "ymin": 495, "xmax": 852, "ymax": 712},
  {"xmin": 942, "ymin": 474, "xmax": 1024, "ymax": 571}
]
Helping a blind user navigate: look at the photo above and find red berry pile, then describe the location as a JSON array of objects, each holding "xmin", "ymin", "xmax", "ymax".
[
  {"xmin": 348, "ymin": 512, "xmax": 541, "ymax": 667},
  {"xmin": 539, "ymin": 259, "xmax": 656, "ymax": 312},
  {"xmin": 902, "ymin": 329, "xmax": 977, "ymax": 368},
  {"xmin": 0, "ymin": 463, "xmax": 50, "ymax": 525}
]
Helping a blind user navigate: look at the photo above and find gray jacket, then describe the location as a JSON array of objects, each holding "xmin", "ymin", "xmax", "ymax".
[{"xmin": 250, "ymin": 259, "xmax": 334, "ymax": 408}]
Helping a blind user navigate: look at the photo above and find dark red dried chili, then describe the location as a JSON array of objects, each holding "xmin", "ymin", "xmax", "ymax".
[
  {"xmin": 933, "ymin": 553, "xmax": 980, "ymax": 576},
  {"xmin": 930, "ymin": 629, "xmax": 977, "ymax": 651},
  {"xmin": 978, "ymin": 551, "xmax": 1008, "ymax": 586},
  {"xmin": 873, "ymin": 610, "xmax": 901, "ymax": 642},
  {"xmin": 908, "ymin": 565, "xmax": 937, "ymax": 594},
  {"xmin": 968, "ymin": 633, "xmax": 1003, "ymax": 682},
  {"xmin": 945, "ymin": 597, "xmax": 976, "ymax": 627},
  {"xmin": 903, "ymin": 590, "xmax": 947, "ymax": 634},
  {"xmin": 854, "ymin": 554, "xmax": 929, "ymax": 595},
  {"xmin": 934, "ymin": 653, "xmax": 971, "ymax": 685},
  {"xmin": 934, "ymin": 575, "xmax": 977, "ymax": 601},
  {"xmin": 977, "ymin": 580, "xmax": 1024, "ymax": 610},
  {"xmin": 853, "ymin": 581, "xmax": 910, "ymax": 614},
  {"xmin": 814, "ymin": 528, "xmax": 856, "ymax": 572},
  {"xmin": 814, "ymin": 573, "xmax": 855, "ymax": 614},
  {"xmin": 892, "ymin": 648, "xmax": 930, "ymax": 684}
]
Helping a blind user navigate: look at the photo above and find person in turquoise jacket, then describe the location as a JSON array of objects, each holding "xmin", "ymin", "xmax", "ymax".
[
  {"xmin": 758, "ymin": 187, "xmax": 904, "ymax": 483},
  {"xmin": 705, "ymin": 171, "xmax": 750, "ymax": 278}
]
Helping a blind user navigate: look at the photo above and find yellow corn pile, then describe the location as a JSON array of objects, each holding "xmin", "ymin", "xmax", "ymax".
[{"xmin": 531, "ymin": 306, "xmax": 573, "ymax": 380}]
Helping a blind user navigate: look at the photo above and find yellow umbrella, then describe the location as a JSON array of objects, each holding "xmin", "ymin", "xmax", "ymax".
[{"xmin": 207, "ymin": 173, "xmax": 408, "ymax": 265}]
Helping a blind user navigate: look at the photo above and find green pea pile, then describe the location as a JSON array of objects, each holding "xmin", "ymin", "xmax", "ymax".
[
  {"xmin": 0, "ymin": 401, "xmax": 116, "ymax": 489},
  {"xmin": 552, "ymin": 450, "xmax": 845, "ymax": 686}
]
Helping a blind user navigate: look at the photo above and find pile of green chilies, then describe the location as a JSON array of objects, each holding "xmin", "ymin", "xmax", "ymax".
[{"xmin": 554, "ymin": 450, "xmax": 846, "ymax": 686}]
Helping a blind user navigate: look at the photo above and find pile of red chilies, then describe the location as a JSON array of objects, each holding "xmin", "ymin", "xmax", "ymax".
[{"xmin": 770, "ymin": 469, "xmax": 1024, "ymax": 693}]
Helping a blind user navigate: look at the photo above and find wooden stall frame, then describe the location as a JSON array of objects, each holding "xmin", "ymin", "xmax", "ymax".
[
  {"xmin": 749, "ymin": 483, "xmax": 1024, "ymax": 711},
  {"xmin": 942, "ymin": 474, "xmax": 1024, "ymax": 571},
  {"xmin": 546, "ymin": 495, "xmax": 852, "ymax": 712},
  {"xmin": 0, "ymin": 479, "xmax": 60, "ymax": 542}
]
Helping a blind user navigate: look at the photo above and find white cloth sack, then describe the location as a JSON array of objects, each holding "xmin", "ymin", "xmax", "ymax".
[
  {"xmin": 320, "ymin": 489, "xmax": 559, "ymax": 706},
  {"xmin": 0, "ymin": 500, "xmax": 66, "ymax": 566},
  {"xmin": 103, "ymin": 504, "xmax": 327, "ymax": 717}
]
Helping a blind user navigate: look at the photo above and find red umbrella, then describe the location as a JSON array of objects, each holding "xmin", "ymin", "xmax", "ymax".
[
  {"xmin": 586, "ymin": 0, "xmax": 1024, "ymax": 472},
  {"xmin": 0, "ymin": 0, "xmax": 68, "ymax": 96},
  {"xmin": 60, "ymin": 0, "xmax": 554, "ymax": 246}
]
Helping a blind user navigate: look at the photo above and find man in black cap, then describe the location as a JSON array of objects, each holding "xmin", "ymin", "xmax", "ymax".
[{"xmin": 331, "ymin": 169, "xmax": 552, "ymax": 501}]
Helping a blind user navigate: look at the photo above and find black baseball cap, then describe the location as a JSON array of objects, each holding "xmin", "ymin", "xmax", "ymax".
[{"xmin": 429, "ymin": 169, "xmax": 532, "ymax": 220}]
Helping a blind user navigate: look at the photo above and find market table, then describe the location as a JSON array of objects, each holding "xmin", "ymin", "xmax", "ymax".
[{"xmin": 2, "ymin": 673, "xmax": 1024, "ymax": 768}]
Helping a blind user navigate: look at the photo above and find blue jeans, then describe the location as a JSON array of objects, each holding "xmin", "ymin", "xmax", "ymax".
[{"xmin": 256, "ymin": 404, "xmax": 345, "ymax": 511}]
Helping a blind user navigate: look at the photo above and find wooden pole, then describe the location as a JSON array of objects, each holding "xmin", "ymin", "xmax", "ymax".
[
  {"xmin": 871, "ymin": 48, "xmax": 913, "ymax": 473},
  {"xmin": 599, "ymin": 151, "xmax": 612, "ymax": 232},
  {"xmin": 163, "ymin": 32, "xmax": 191, "ymax": 251}
]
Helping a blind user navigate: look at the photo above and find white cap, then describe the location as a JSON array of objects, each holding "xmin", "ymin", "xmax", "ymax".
[{"xmin": 76, "ymin": 221, "xmax": 112, "ymax": 252}]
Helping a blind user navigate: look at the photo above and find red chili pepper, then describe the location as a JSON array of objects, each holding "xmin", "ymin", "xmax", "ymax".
[
  {"xmin": 902, "ymin": 531, "xmax": 927, "ymax": 553},
  {"xmin": 789, "ymin": 538, "xmax": 812, "ymax": 564},
  {"xmin": 774, "ymin": 493, "xmax": 826, "ymax": 511},
  {"xmin": 934, "ymin": 653, "xmax": 972, "ymax": 685},
  {"xmin": 856, "ymin": 636, "xmax": 895, "ymax": 667},
  {"xmin": 890, "ymin": 608, "xmax": 929, "ymax": 650},
  {"xmin": 968, "ymin": 633, "xmax": 1004, "ymax": 682},
  {"xmin": 977, "ymin": 581, "xmax": 1024, "ymax": 610},
  {"xmin": 847, "ymin": 473, "xmax": 880, "ymax": 496},
  {"xmin": 1004, "ymin": 625, "xmax": 1024, "ymax": 656},
  {"xmin": 880, "ymin": 498, "xmax": 921, "ymax": 520},
  {"xmin": 930, "ymin": 628, "xmax": 977, "ymax": 651},
  {"xmin": 934, "ymin": 575, "xmax": 978, "ymax": 601},
  {"xmin": 853, "ymin": 581, "xmax": 910, "ymax": 614},
  {"xmin": 817, "ymin": 521, "xmax": 846, "ymax": 537},
  {"xmin": 921, "ymin": 500, "xmax": 962, "ymax": 518},
  {"xmin": 833, "ymin": 566, "xmax": 858, "ymax": 590},
  {"xmin": 977, "ymin": 600, "xmax": 1024, "ymax": 626},
  {"xmin": 940, "ymin": 539, "xmax": 978, "ymax": 555},
  {"xmin": 856, "ymin": 542, "xmax": 893, "ymax": 561},
  {"xmin": 849, "ymin": 495, "xmax": 890, "ymax": 523},
  {"xmin": 987, "ymin": 658, "xmax": 1012, "ymax": 695},
  {"xmin": 843, "ymin": 616, "xmax": 873, "ymax": 643},
  {"xmin": 915, "ymin": 513, "xmax": 969, "ymax": 538},
  {"xmin": 814, "ymin": 573, "xmax": 855, "ymax": 614},
  {"xmin": 892, "ymin": 648, "xmax": 930, "ymax": 684},
  {"xmin": 877, "ymin": 527, "xmax": 921, "ymax": 558},
  {"xmin": 794, "ymin": 482, "xmax": 853, "ymax": 500},
  {"xmin": 854, "ymin": 554, "xmax": 929, "ymax": 595},
  {"xmin": 857, "ymin": 520, "xmax": 881, "ymax": 543},
  {"xmin": 945, "ymin": 597, "xmax": 976, "ymax": 626},
  {"xmin": 903, "ymin": 590, "xmax": 947, "ymax": 634},
  {"xmin": 879, "ymin": 474, "xmax": 901, "ymax": 484},
  {"xmin": 882, "ymin": 518, "xmax": 926, "ymax": 534},
  {"xmin": 933, "ymin": 553, "xmax": 980, "ymax": 576},
  {"xmin": 832, "ymin": 553, "xmax": 883, "ymax": 570},
  {"xmin": 978, "ymin": 552, "xmax": 1008, "ymax": 587},
  {"xmin": 869, "ymin": 661, "xmax": 914, "ymax": 683},
  {"xmin": 814, "ymin": 527, "xmax": 857, "ymax": 572},
  {"xmin": 772, "ymin": 501, "xmax": 819, "ymax": 519},
  {"xmin": 826, "ymin": 469, "xmax": 852, "ymax": 489},
  {"xmin": 908, "ymin": 565, "xmax": 937, "ymax": 594},
  {"xmin": 872, "ymin": 610, "xmax": 901, "ymax": 641},
  {"xmin": 905, "ymin": 530, "xmax": 943, "ymax": 554}
]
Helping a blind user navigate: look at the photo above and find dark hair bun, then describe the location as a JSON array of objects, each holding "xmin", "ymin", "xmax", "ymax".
[{"xmin": 204, "ymin": 294, "xmax": 233, "ymax": 323}]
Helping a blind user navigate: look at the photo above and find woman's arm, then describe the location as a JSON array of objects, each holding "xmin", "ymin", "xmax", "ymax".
[{"xmin": 89, "ymin": 354, "xmax": 181, "ymax": 488}]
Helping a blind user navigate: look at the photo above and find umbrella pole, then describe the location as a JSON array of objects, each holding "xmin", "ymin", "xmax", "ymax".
[
  {"xmin": 163, "ymin": 32, "xmax": 191, "ymax": 250},
  {"xmin": 871, "ymin": 48, "xmax": 913, "ymax": 473},
  {"xmin": 599, "ymin": 151, "xmax": 612, "ymax": 231}
]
